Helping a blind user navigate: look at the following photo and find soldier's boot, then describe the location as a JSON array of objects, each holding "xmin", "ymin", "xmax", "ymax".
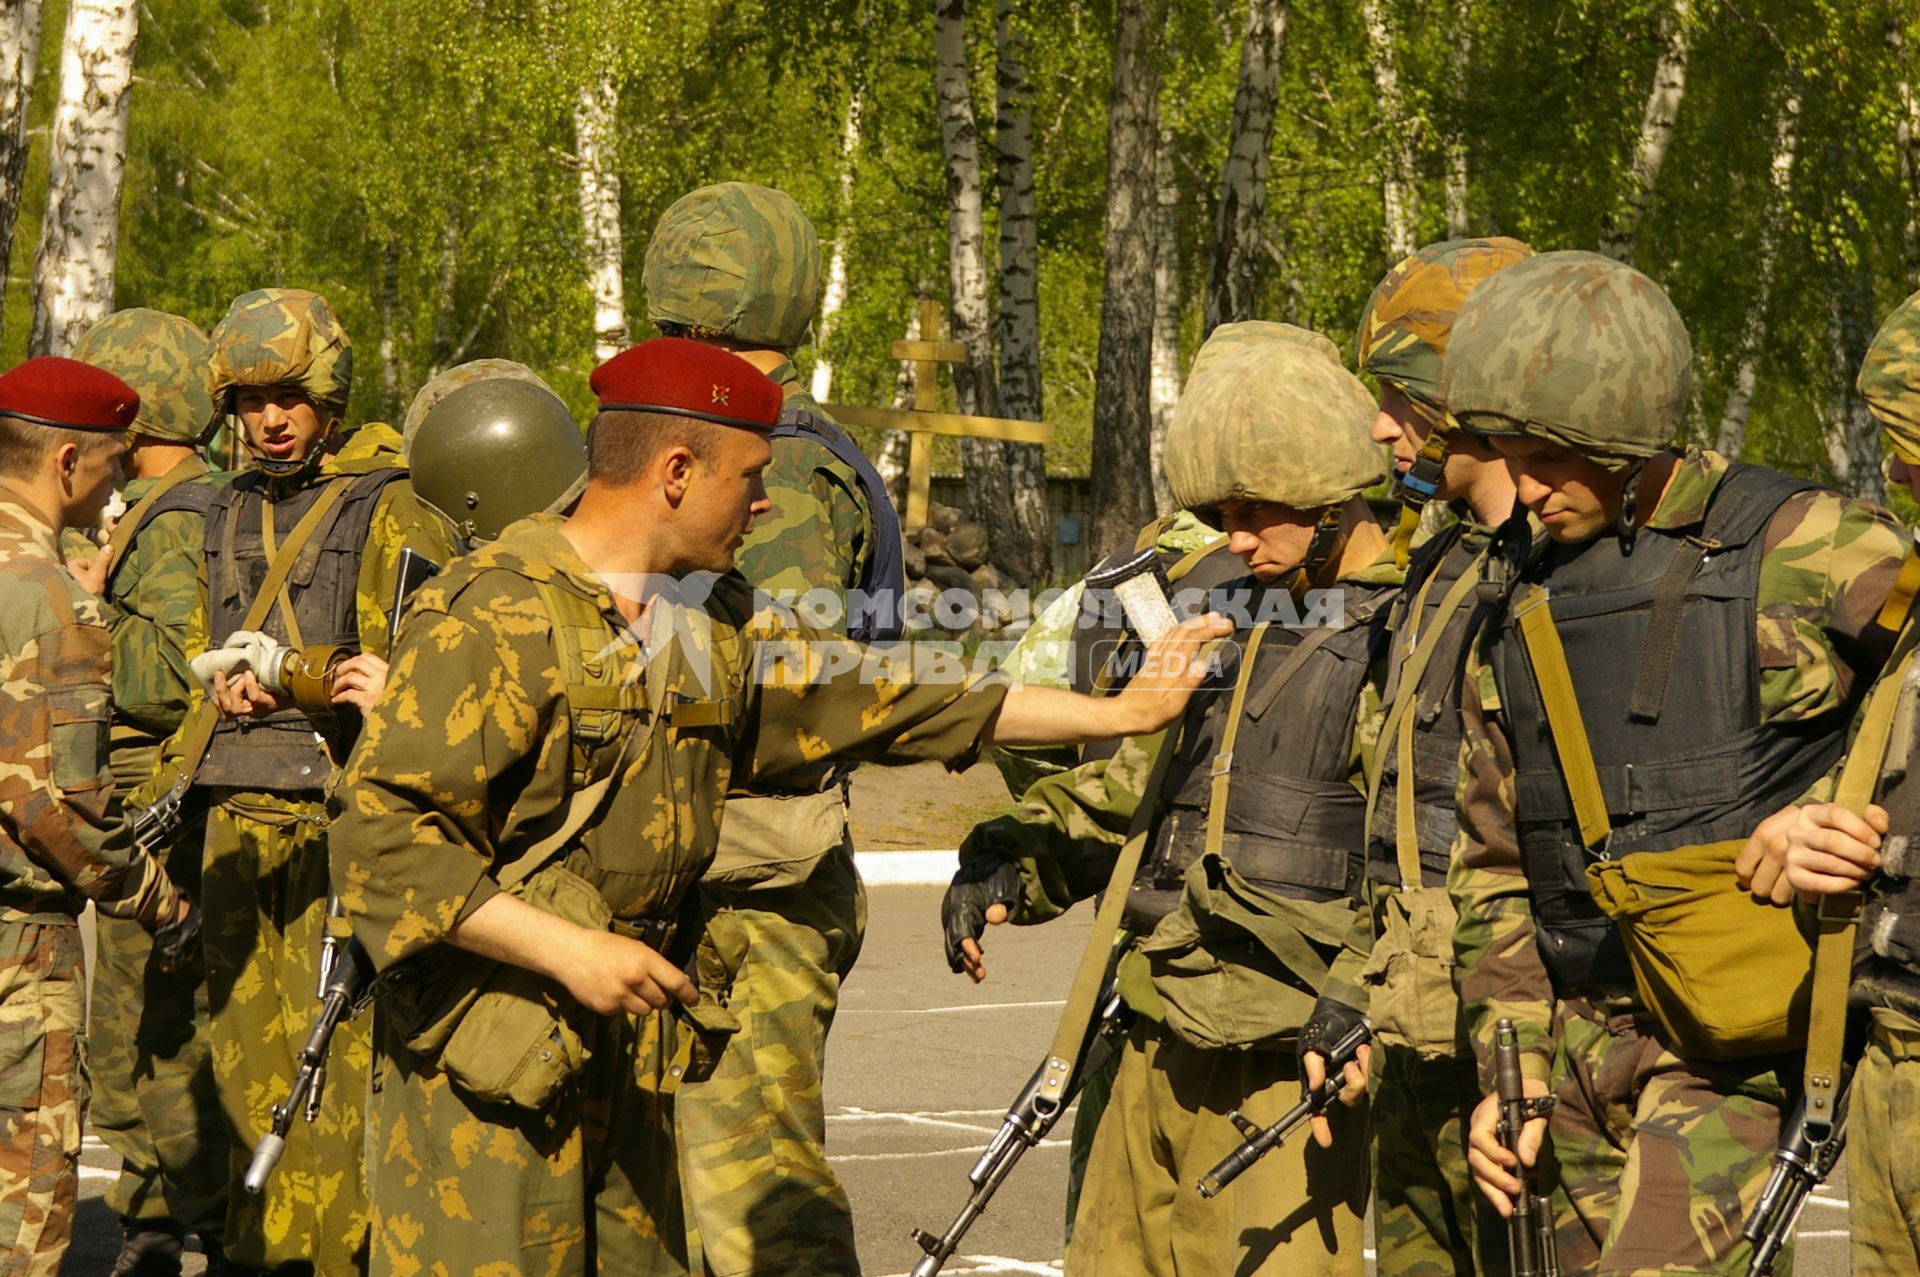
[{"xmin": 110, "ymin": 1222, "xmax": 186, "ymax": 1277}]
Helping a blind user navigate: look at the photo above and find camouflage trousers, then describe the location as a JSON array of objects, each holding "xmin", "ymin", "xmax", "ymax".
[
  {"xmin": 202, "ymin": 792, "xmax": 369, "ymax": 1274},
  {"xmin": 1066, "ymin": 1020, "xmax": 1369, "ymax": 1277},
  {"xmin": 1847, "ymin": 1005, "xmax": 1920, "ymax": 1274},
  {"xmin": 0, "ymin": 918, "xmax": 84, "ymax": 1277},
  {"xmin": 676, "ymin": 844, "xmax": 866, "ymax": 1277},
  {"xmin": 88, "ymin": 813, "xmax": 228, "ymax": 1245},
  {"xmin": 1546, "ymin": 991, "xmax": 1789, "ymax": 1276},
  {"xmin": 366, "ymin": 995, "xmax": 687, "ymax": 1277},
  {"xmin": 1372, "ymin": 1044, "xmax": 1506, "ymax": 1276}
]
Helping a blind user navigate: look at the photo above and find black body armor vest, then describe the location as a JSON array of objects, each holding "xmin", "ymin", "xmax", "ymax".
[
  {"xmin": 1492, "ymin": 464, "xmax": 1849, "ymax": 988},
  {"xmin": 196, "ymin": 468, "xmax": 405, "ymax": 793},
  {"xmin": 1121, "ymin": 575, "xmax": 1394, "ymax": 931}
]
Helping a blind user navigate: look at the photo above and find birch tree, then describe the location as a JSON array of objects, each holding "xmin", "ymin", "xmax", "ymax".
[
  {"xmin": 1362, "ymin": 0, "xmax": 1419, "ymax": 259},
  {"xmin": 1442, "ymin": 0, "xmax": 1473, "ymax": 238},
  {"xmin": 575, "ymin": 72, "xmax": 627, "ymax": 364},
  {"xmin": 1150, "ymin": 123, "xmax": 1180, "ymax": 516},
  {"xmin": 993, "ymin": 0, "xmax": 1051, "ymax": 583},
  {"xmin": 0, "ymin": 0, "xmax": 42, "ymax": 350},
  {"xmin": 30, "ymin": 0, "xmax": 138, "ymax": 357},
  {"xmin": 1598, "ymin": 0, "xmax": 1692, "ymax": 263},
  {"xmin": 812, "ymin": 95, "xmax": 862, "ymax": 403},
  {"xmin": 1893, "ymin": 20, "xmax": 1919, "ymax": 290},
  {"xmin": 1090, "ymin": 0, "xmax": 1167, "ymax": 554},
  {"xmin": 1826, "ymin": 265, "xmax": 1883, "ymax": 501},
  {"xmin": 1715, "ymin": 92, "xmax": 1797, "ymax": 459},
  {"xmin": 1204, "ymin": 0, "xmax": 1288, "ymax": 333}
]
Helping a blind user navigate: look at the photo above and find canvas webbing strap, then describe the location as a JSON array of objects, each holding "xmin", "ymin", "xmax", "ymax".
[
  {"xmin": 1363, "ymin": 553, "xmax": 1487, "ymax": 888},
  {"xmin": 100, "ymin": 456, "xmax": 208, "ymax": 582},
  {"xmin": 1802, "ymin": 620, "xmax": 1920, "ymax": 1130},
  {"xmin": 1876, "ymin": 549, "xmax": 1920, "ymax": 634},
  {"xmin": 495, "ymin": 709, "xmax": 643, "ymax": 893},
  {"xmin": 1627, "ymin": 537, "xmax": 1712, "ymax": 723},
  {"xmin": 1032, "ymin": 630, "xmax": 1241, "ymax": 1112},
  {"xmin": 1513, "ymin": 584, "xmax": 1612, "ymax": 851},
  {"xmin": 1201, "ymin": 624, "xmax": 1273, "ymax": 859},
  {"xmin": 259, "ymin": 499, "xmax": 307, "ymax": 653}
]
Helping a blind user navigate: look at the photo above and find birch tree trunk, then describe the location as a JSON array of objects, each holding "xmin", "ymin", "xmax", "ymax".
[
  {"xmin": 1090, "ymin": 0, "xmax": 1167, "ymax": 556},
  {"xmin": 575, "ymin": 73, "xmax": 628, "ymax": 364},
  {"xmin": 934, "ymin": 0, "xmax": 1021, "ymax": 558},
  {"xmin": 993, "ymin": 0, "xmax": 1051, "ymax": 584},
  {"xmin": 811, "ymin": 94, "xmax": 863, "ymax": 403},
  {"xmin": 1150, "ymin": 123, "xmax": 1181, "ymax": 516},
  {"xmin": 1203, "ymin": 0, "xmax": 1287, "ymax": 334},
  {"xmin": 1715, "ymin": 93, "xmax": 1797, "ymax": 459},
  {"xmin": 375, "ymin": 240, "xmax": 403, "ymax": 421},
  {"xmin": 1893, "ymin": 21, "xmax": 1920, "ymax": 290},
  {"xmin": 1362, "ymin": 0, "xmax": 1420, "ymax": 259},
  {"xmin": 29, "ymin": 0, "xmax": 136, "ymax": 357},
  {"xmin": 0, "ymin": 0, "xmax": 42, "ymax": 350},
  {"xmin": 877, "ymin": 303, "xmax": 922, "ymax": 507},
  {"xmin": 1826, "ymin": 266, "xmax": 1884, "ymax": 502},
  {"xmin": 1442, "ymin": 0, "xmax": 1472, "ymax": 238},
  {"xmin": 1598, "ymin": 0, "xmax": 1691, "ymax": 263}
]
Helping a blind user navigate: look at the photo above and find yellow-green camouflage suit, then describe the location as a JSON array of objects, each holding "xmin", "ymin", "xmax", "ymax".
[
  {"xmin": 1449, "ymin": 448, "xmax": 1907, "ymax": 1275},
  {"xmin": 0, "ymin": 491, "xmax": 183, "ymax": 1277},
  {"xmin": 88, "ymin": 458, "xmax": 231, "ymax": 1252},
  {"xmin": 327, "ymin": 514, "xmax": 1006, "ymax": 1277},
  {"xmin": 160, "ymin": 426, "xmax": 454, "ymax": 1274},
  {"xmin": 674, "ymin": 362, "xmax": 878, "ymax": 1277}
]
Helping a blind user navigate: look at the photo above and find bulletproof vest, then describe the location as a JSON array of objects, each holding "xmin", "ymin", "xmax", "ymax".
[
  {"xmin": 1363, "ymin": 521, "xmax": 1489, "ymax": 889},
  {"xmin": 1121, "ymin": 576, "xmax": 1394, "ymax": 931},
  {"xmin": 106, "ymin": 479, "xmax": 216, "ymax": 593},
  {"xmin": 196, "ymin": 468, "xmax": 407, "ymax": 792},
  {"xmin": 1492, "ymin": 463, "xmax": 1843, "ymax": 988},
  {"xmin": 1855, "ymin": 646, "xmax": 1920, "ymax": 1015},
  {"xmin": 772, "ymin": 408, "xmax": 905, "ymax": 642}
]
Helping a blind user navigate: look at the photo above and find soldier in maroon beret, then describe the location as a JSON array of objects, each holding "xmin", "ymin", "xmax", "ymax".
[{"xmin": 0, "ymin": 357, "xmax": 197, "ymax": 1275}]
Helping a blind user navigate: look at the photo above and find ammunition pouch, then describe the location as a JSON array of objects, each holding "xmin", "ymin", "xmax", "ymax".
[{"xmin": 1359, "ymin": 884, "xmax": 1469, "ymax": 1059}]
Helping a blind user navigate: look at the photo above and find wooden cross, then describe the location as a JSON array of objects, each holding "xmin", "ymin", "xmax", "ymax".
[{"xmin": 825, "ymin": 298, "xmax": 1053, "ymax": 529}]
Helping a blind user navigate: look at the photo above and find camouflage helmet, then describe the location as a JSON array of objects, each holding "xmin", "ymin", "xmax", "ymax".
[
  {"xmin": 409, "ymin": 378, "xmax": 587, "ymax": 543},
  {"xmin": 1187, "ymin": 321, "xmax": 1341, "ymax": 382},
  {"xmin": 1440, "ymin": 251, "xmax": 1692, "ymax": 469},
  {"xmin": 642, "ymin": 182, "xmax": 821, "ymax": 349},
  {"xmin": 209, "ymin": 288, "xmax": 353, "ymax": 410},
  {"xmin": 400, "ymin": 358, "xmax": 556, "ymax": 456},
  {"xmin": 1860, "ymin": 287, "xmax": 1920, "ymax": 465},
  {"xmin": 1165, "ymin": 327, "xmax": 1385, "ymax": 513},
  {"xmin": 72, "ymin": 308, "xmax": 219, "ymax": 445},
  {"xmin": 1355, "ymin": 236, "xmax": 1534, "ymax": 411}
]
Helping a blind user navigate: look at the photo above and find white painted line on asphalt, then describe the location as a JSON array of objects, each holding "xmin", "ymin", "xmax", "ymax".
[
  {"xmin": 1797, "ymin": 1230, "xmax": 1850, "ymax": 1238},
  {"xmin": 834, "ymin": 1106, "xmax": 1019, "ymax": 1137},
  {"xmin": 833, "ymin": 1141, "xmax": 1069, "ymax": 1163},
  {"xmin": 857, "ymin": 849, "xmax": 960, "ymax": 886},
  {"xmin": 841, "ymin": 999, "xmax": 1067, "ymax": 1015},
  {"xmin": 832, "ymin": 1106, "xmax": 1006, "ymax": 1121},
  {"xmin": 80, "ymin": 1165, "xmax": 117, "ymax": 1182},
  {"xmin": 1809, "ymin": 1192, "xmax": 1851, "ymax": 1208},
  {"xmin": 874, "ymin": 1255, "xmax": 1064, "ymax": 1275}
]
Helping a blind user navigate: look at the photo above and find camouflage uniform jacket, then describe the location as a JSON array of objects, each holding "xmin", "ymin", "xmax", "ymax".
[
  {"xmin": 331, "ymin": 514, "xmax": 1008, "ymax": 970},
  {"xmin": 0, "ymin": 492, "xmax": 179, "ymax": 927},
  {"xmin": 1449, "ymin": 446, "xmax": 1909, "ymax": 1085},
  {"xmin": 706, "ymin": 364, "xmax": 878, "ymax": 887}
]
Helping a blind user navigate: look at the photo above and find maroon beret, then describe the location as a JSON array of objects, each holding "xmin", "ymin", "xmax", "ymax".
[
  {"xmin": 589, "ymin": 337, "xmax": 781, "ymax": 432},
  {"xmin": 0, "ymin": 356, "xmax": 140, "ymax": 432}
]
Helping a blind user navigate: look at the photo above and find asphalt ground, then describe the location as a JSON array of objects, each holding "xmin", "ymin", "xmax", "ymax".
[{"xmin": 64, "ymin": 885, "xmax": 1856, "ymax": 1275}]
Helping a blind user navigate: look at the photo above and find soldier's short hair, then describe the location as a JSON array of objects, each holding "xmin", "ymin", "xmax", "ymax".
[
  {"xmin": 0, "ymin": 414, "xmax": 123, "ymax": 478},
  {"xmin": 588, "ymin": 409, "xmax": 722, "ymax": 487}
]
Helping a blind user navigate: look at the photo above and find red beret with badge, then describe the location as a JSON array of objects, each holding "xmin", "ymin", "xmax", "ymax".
[
  {"xmin": 589, "ymin": 336, "xmax": 780, "ymax": 432},
  {"xmin": 0, "ymin": 356, "xmax": 140, "ymax": 432}
]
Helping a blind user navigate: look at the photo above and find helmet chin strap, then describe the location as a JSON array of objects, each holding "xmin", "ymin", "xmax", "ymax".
[
  {"xmin": 1616, "ymin": 458, "xmax": 1649, "ymax": 553},
  {"xmin": 245, "ymin": 419, "xmax": 338, "ymax": 481},
  {"xmin": 1389, "ymin": 409, "xmax": 1454, "ymax": 569},
  {"xmin": 1296, "ymin": 506, "xmax": 1348, "ymax": 594}
]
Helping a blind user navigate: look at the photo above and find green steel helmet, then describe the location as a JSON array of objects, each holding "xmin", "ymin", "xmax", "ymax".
[
  {"xmin": 1165, "ymin": 328, "xmax": 1385, "ymax": 513},
  {"xmin": 409, "ymin": 378, "xmax": 587, "ymax": 542},
  {"xmin": 400, "ymin": 358, "xmax": 557, "ymax": 456},
  {"xmin": 209, "ymin": 288, "xmax": 353, "ymax": 409},
  {"xmin": 1860, "ymin": 287, "xmax": 1920, "ymax": 466},
  {"xmin": 1355, "ymin": 236, "xmax": 1535, "ymax": 411},
  {"xmin": 1187, "ymin": 321, "xmax": 1341, "ymax": 383},
  {"xmin": 642, "ymin": 181, "xmax": 821, "ymax": 349},
  {"xmin": 72, "ymin": 308, "xmax": 219, "ymax": 445},
  {"xmin": 1439, "ymin": 250, "xmax": 1692, "ymax": 468}
]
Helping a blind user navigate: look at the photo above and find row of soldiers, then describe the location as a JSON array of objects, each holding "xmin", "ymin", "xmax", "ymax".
[{"xmin": 0, "ymin": 180, "xmax": 1223, "ymax": 1277}]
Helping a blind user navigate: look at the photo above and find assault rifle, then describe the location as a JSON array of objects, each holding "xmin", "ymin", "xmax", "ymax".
[
  {"xmin": 1741, "ymin": 1082, "xmax": 1851, "ymax": 1277},
  {"xmin": 906, "ymin": 986, "xmax": 1135, "ymax": 1277},
  {"xmin": 1495, "ymin": 1017, "xmax": 1560, "ymax": 1277},
  {"xmin": 1195, "ymin": 1015, "xmax": 1371, "ymax": 1198}
]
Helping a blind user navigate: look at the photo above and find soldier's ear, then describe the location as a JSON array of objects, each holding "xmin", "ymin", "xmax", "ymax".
[{"xmin": 658, "ymin": 445, "xmax": 699, "ymax": 506}]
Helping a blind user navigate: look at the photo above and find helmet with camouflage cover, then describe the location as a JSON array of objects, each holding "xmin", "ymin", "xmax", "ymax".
[
  {"xmin": 1860, "ymin": 287, "xmax": 1920, "ymax": 466},
  {"xmin": 210, "ymin": 288, "xmax": 353, "ymax": 476},
  {"xmin": 642, "ymin": 182, "xmax": 821, "ymax": 349},
  {"xmin": 1187, "ymin": 321, "xmax": 1340, "ymax": 382},
  {"xmin": 1440, "ymin": 251, "xmax": 1692, "ymax": 470},
  {"xmin": 401, "ymin": 358, "xmax": 556, "ymax": 456},
  {"xmin": 1355, "ymin": 237, "xmax": 1534, "ymax": 412},
  {"xmin": 409, "ymin": 377, "xmax": 587, "ymax": 543},
  {"xmin": 1165, "ymin": 327, "xmax": 1384, "ymax": 514},
  {"xmin": 72, "ymin": 308, "xmax": 220, "ymax": 446}
]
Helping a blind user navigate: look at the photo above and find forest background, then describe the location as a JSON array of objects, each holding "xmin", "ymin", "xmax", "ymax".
[{"xmin": 0, "ymin": 0, "xmax": 1916, "ymax": 583}]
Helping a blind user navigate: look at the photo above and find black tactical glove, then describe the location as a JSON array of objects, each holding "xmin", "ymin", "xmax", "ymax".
[
  {"xmin": 1297, "ymin": 995, "xmax": 1369, "ymax": 1079},
  {"xmin": 151, "ymin": 896, "xmax": 203, "ymax": 973},
  {"xmin": 941, "ymin": 857, "xmax": 1024, "ymax": 973}
]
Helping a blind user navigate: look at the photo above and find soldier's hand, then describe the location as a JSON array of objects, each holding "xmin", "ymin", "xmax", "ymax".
[
  {"xmin": 1108, "ymin": 613, "xmax": 1233, "ymax": 734},
  {"xmin": 1736, "ymin": 804, "xmax": 1803, "ymax": 906},
  {"xmin": 1784, "ymin": 802, "xmax": 1887, "ymax": 898},
  {"xmin": 328, "ymin": 653, "xmax": 389, "ymax": 711},
  {"xmin": 943, "ymin": 857, "xmax": 1022, "ymax": 982},
  {"xmin": 213, "ymin": 668, "xmax": 284, "ymax": 720},
  {"xmin": 151, "ymin": 896, "xmax": 202, "ymax": 972},
  {"xmin": 1467, "ymin": 1080, "xmax": 1551, "ymax": 1218},
  {"xmin": 1298, "ymin": 997, "xmax": 1370, "ymax": 1149},
  {"xmin": 66, "ymin": 553, "xmax": 109, "ymax": 595},
  {"xmin": 560, "ymin": 929, "xmax": 699, "ymax": 1017}
]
